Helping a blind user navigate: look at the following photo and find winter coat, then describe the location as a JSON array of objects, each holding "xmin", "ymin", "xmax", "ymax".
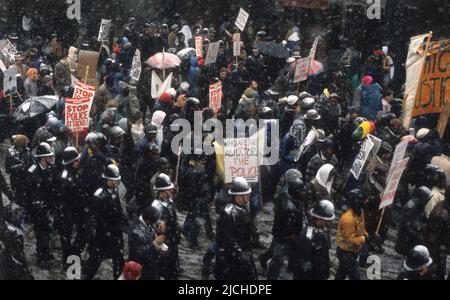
[
  {"xmin": 5, "ymin": 146, "xmax": 32, "ymax": 199},
  {"xmin": 92, "ymin": 83, "xmax": 113, "ymax": 117},
  {"xmin": 53, "ymin": 58, "xmax": 71, "ymax": 89},
  {"xmin": 293, "ymin": 224, "xmax": 332, "ymax": 280},
  {"xmin": 235, "ymin": 95, "xmax": 257, "ymax": 120},
  {"xmin": 88, "ymin": 186, "xmax": 127, "ymax": 255},
  {"xmin": 214, "ymin": 203, "xmax": 257, "ymax": 280},
  {"xmin": 395, "ymin": 191, "xmax": 430, "ymax": 256},
  {"xmin": 24, "ymin": 77, "xmax": 38, "ymax": 98},
  {"xmin": 425, "ymin": 187, "xmax": 445, "ymax": 219},
  {"xmin": 353, "ymin": 83, "xmax": 382, "ymax": 121},
  {"xmin": 272, "ymin": 189, "xmax": 304, "ymax": 241},
  {"xmin": 431, "ymin": 154, "xmax": 450, "ymax": 187},
  {"xmin": 24, "ymin": 163, "xmax": 58, "ymax": 217},
  {"xmin": 116, "ymin": 82, "xmax": 140, "ymax": 118},
  {"xmin": 134, "ymin": 156, "xmax": 159, "ymax": 212},
  {"xmin": 336, "ymin": 209, "xmax": 367, "ymax": 253},
  {"xmin": 151, "ymin": 198, "xmax": 181, "ymax": 250},
  {"xmin": 426, "ymin": 201, "xmax": 450, "ymax": 258},
  {"xmin": 128, "ymin": 218, "xmax": 162, "ymax": 280}
]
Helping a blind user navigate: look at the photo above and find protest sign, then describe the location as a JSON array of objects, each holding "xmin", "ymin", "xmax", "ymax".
[
  {"xmin": 195, "ymin": 36, "xmax": 203, "ymax": 58},
  {"xmin": 205, "ymin": 41, "xmax": 220, "ymax": 65},
  {"xmin": 380, "ymin": 158, "xmax": 410, "ymax": 209},
  {"xmin": 235, "ymin": 8, "xmax": 250, "ymax": 32},
  {"xmin": 151, "ymin": 72, "xmax": 173, "ymax": 99},
  {"xmin": 233, "ymin": 33, "xmax": 241, "ymax": 57},
  {"xmin": 3, "ymin": 67, "xmax": 17, "ymax": 96},
  {"xmin": 403, "ymin": 33, "xmax": 432, "ymax": 128},
  {"xmin": 293, "ymin": 57, "xmax": 311, "ymax": 83},
  {"xmin": 224, "ymin": 136, "xmax": 259, "ymax": 184},
  {"xmin": 65, "ymin": 97, "xmax": 91, "ymax": 133},
  {"xmin": 0, "ymin": 40, "xmax": 17, "ymax": 62},
  {"xmin": 209, "ymin": 82, "xmax": 222, "ymax": 113},
  {"xmin": 412, "ymin": 39, "xmax": 450, "ymax": 119},
  {"xmin": 350, "ymin": 135, "xmax": 379, "ymax": 180},
  {"xmin": 73, "ymin": 80, "xmax": 96, "ymax": 102},
  {"xmin": 130, "ymin": 49, "xmax": 142, "ymax": 81},
  {"xmin": 97, "ymin": 19, "xmax": 111, "ymax": 42},
  {"xmin": 76, "ymin": 50, "xmax": 99, "ymax": 85},
  {"xmin": 0, "ymin": 59, "xmax": 6, "ymax": 72},
  {"xmin": 389, "ymin": 140, "xmax": 408, "ymax": 175}
]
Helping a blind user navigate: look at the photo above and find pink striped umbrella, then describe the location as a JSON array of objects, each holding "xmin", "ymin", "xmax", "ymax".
[{"xmin": 145, "ymin": 52, "xmax": 181, "ymax": 69}]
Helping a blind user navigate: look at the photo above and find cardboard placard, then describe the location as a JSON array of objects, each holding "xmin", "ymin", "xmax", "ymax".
[
  {"xmin": 224, "ymin": 136, "xmax": 259, "ymax": 183},
  {"xmin": 209, "ymin": 82, "xmax": 222, "ymax": 113},
  {"xmin": 235, "ymin": 8, "xmax": 250, "ymax": 32},
  {"xmin": 76, "ymin": 50, "xmax": 99, "ymax": 86}
]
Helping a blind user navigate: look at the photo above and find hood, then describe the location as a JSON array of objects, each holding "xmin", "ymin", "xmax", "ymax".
[
  {"xmin": 151, "ymin": 110, "xmax": 167, "ymax": 127},
  {"xmin": 315, "ymin": 164, "xmax": 335, "ymax": 194}
]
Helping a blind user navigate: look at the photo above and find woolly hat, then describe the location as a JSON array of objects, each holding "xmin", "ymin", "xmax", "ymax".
[{"xmin": 159, "ymin": 92, "xmax": 172, "ymax": 103}]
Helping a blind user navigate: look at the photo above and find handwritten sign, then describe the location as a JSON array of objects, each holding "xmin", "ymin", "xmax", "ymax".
[{"xmin": 224, "ymin": 136, "xmax": 259, "ymax": 183}]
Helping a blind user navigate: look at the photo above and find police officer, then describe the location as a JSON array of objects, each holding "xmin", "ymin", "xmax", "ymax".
[
  {"xmin": 109, "ymin": 126, "xmax": 126, "ymax": 164},
  {"xmin": 56, "ymin": 147, "xmax": 89, "ymax": 268},
  {"xmin": 24, "ymin": 142, "xmax": 56, "ymax": 269},
  {"xmin": 128, "ymin": 206, "xmax": 166, "ymax": 280},
  {"xmin": 397, "ymin": 245, "xmax": 435, "ymax": 280},
  {"xmin": 293, "ymin": 200, "xmax": 336, "ymax": 280},
  {"xmin": 214, "ymin": 177, "xmax": 257, "ymax": 280},
  {"xmin": 0, "ymin": 202, "xmax": 34, "ymax": 280},
  {"xmin": 5, "ymin": 135, "xmax": 32, "ymax": 208},
  {"xmin": 181, "ymin": 149, "xmax": 214, "ymax": 249},
  {"xmin": 152, "ymin": 173, "xmax": 181, "ymax": 280},
  {"xmin": 267, "ymin": 176, "xmax": 306, "ymax": 280},
  {"xmin": 84, "ymin": 164, "xmax": 127, "ymax": 280}
]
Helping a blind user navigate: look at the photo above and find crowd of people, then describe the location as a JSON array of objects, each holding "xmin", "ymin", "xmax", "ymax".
[{"xmin": 0, "ymin": 12, "xmax": 449, "ymax": 281}]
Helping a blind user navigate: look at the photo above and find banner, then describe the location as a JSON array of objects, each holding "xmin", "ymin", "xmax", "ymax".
[
  {"xmin": 224, "ymin": 135, "xmax": 259, "ymax": 184},
  {"xmin": 412, "ymin": 39, "xmax": 450, "ymax": 119},
  {"xmin": 233, "ymin": 33, "xmax": 241, "ymax": 57},
  {"xmin": 205, "ymin": 41, "xmax": 220, "ymax": 65},
  {"xmin": 76, "ymin": 50, "xmax": 99, "ymax": 85},
  {"xmin": 293, "ymin": 57, "xmax": 311, "ymax": 83},
  {"xmin": 195, "ymin": 36, "xmax": 203, "ymax": 58},
  {"xmin": 235, "ymin": 8, "xmax": 250, "ymax": 32},
  {"xmin": 3, "ymin": 67, "xmax": 17, "ymax": 96},
  {"xmin": 380, "ymin": 158, "xmax": 410, "ymax": 209},
  {"xmin": 350, "ymin": 134, "xmax": 378, "ymax": 180},
  {"xmin": 151, "ymin": 72, "xmax": 173, "ymax": 99},
  {"xmin": 97, "ymin": 19, "xmax": 112, "ymax": 42},
  {"xmin": 130, "ymin": 49, "xmax": 142, "ymax": 81},
  {"xmin": 209, "ymin": 82, "xmax": 222, "ymax": 113},
  {"xmin": 279, "ymin": 0, "xmax": 331, "ymax": 10},
  {"xmin": 403, "ymin": 33, "xmax": 432, "ymax": 128},
  {"xmin": 65, "ymin": 97, "xmax": 91, "ymax": 133}
]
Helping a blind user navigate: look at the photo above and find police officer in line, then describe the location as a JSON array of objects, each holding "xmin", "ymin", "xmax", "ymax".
[
  {"xmin": 84, "ymin": 164, "xmax": 127, "ymax": 280},
  {"xmin": 152, "ymin": 173, "xmax": 181, "ymax": 280},
  {"xmin": 56, "ymin": 147, "xmax": 89, "ymax": 268},
  {"xmin": 267, "ymin": 176, "xmax": 306, "ymax": 280},
  {"xmin": 293, "ymin": 200, "xmax": 336, "ymax": 280},
  {"xmin": 24, "ymin": 142, "xmax": 57, "ymax": 269},
  {"xmin": 109, "ymin": 126, "xmax": 126, "ymax": 164},
  {"xmin": 397, "ymin": 245, "xmax": 435, "ymax": 280},
  {"xmin": 214, "ymin": 177, "xmax": 258, "ymax": 280},
  {"xmin": 5, "ymin": 135, "xmax": 33, "ymax": 209},
  {"xmin": 0, "ymin": 202, "xmax": 34, "ymax": 280}
]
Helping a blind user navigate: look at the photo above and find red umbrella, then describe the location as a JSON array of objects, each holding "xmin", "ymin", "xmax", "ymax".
[{"xmin": 145, "ymin": 52, "xmax": 181, "ymax": 69}]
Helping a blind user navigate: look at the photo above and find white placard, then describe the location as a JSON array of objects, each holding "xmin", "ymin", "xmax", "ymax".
[{"xmin": 235, "ymin": 8, "xmax": 250, "ymax": 32}]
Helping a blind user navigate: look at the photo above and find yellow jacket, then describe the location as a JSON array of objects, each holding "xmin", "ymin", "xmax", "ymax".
[{"xmin": 336, "ymin": 209, "xmax": 367, "ymax": 253}]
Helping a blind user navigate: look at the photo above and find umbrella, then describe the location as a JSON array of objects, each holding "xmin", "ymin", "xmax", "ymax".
[
  {"xmin": 145, "ymin": 52, "xmax": 181, "ymax": 69},
  {"xmin": 309, "ymin": 60, "xmax": 324, "ymax": 76},
  {"xmin": 252, "ymin": 41, "xmax": 291, "ymax": 59},
  {"xmin": 177, "ymin": 48, "xmax": 196, "ymax": 60},
  {"xmin": 14, "ymin": 95, "xmax": 59, "ymax": 121}
]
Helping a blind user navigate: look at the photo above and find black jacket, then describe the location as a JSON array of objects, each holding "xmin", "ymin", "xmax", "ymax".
[
  {"xmin": 5, "ymin": 146, "xmax": 32, "ymax": 195},
  {"xmin": 88, "ymin": 186, "xmax": 127, "ymax": 255},
  {"xmin": 214, "ymin": 203, "xmax": 257, "ymax": 280},
  {"xmin": 24, "ymin": 163, "xmax": 57, "ymax": 215},
  {"xmin": 151, "ymin": 198, "xmax": 180, "ymax": 248},
  {"xmin": 272, "ymin": 190, "xmax": 304, "ymax": 241},
  {"xmin": 293, "ymin": 225, "xmax": 331, "ymax": 280},
  {"xmin": 128, "ymin": 219, "xmax": 162, "ymax": 280}
]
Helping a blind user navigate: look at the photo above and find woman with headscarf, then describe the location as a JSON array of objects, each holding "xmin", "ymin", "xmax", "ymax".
[{"xmin": 305, "ymin": 164, "xmax": 337, "ymax": 213}]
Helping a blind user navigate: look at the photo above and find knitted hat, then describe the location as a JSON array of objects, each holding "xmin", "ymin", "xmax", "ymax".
[{"xmin": 159, "ymin": 92, "xmax": 172, "ymax": 103}]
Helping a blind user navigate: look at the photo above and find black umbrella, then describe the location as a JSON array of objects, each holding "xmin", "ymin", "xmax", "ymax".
[
  {"xmin": 14, "ymin": 96, "xmax": 59, "ymax": 122},
  {"xmin": 252, "ymin": 41, "xmax": 291, "ymax": 59}
]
